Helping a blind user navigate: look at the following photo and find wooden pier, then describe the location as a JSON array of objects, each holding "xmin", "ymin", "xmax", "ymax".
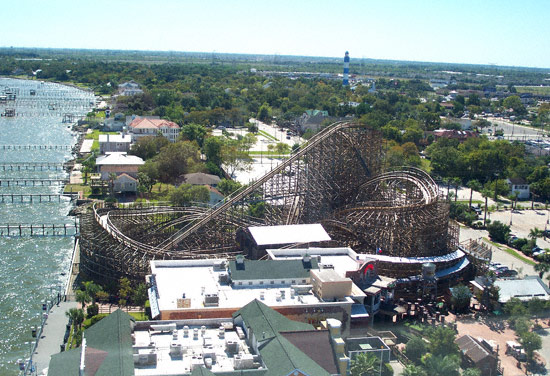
[
  {"xmin": 0, "ymin": 145, "xmax": 72, "ymax": 151},
  {"xmin": 0, "ymin": 223, "xmax": 79, "ymax": 237},
  {"xmin": 0, "ymin": 162, "xmax": 66, "ymax": 171},
  {"xmin": 0, "ymin": 178, "xmax": 68, "ymax": 187},
  {"xmin": 0, "ymin": 193, "xmax": 77, "ymax": 203}
]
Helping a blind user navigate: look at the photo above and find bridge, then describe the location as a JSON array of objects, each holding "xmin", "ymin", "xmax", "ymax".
[
  {"xmin": 0, "ymin": 162, "xmax": 66, "ymax": 171},
  {"xmin": 0, "ymin": 178, "xmax": 68, "ymax": 187},
  {"xmin": 0, "ymin": 223, "xmax": 79, "ymax": 237}
]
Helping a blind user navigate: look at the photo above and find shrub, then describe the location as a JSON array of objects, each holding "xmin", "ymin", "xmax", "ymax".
[
  {"xmin": 405, "ymin": 336, "xmax": 427, "ymax": 364},
  {"xmin": 487, "ymin": 220, "xmax": 510, "ymax": 243},
  {"xmin": 86, "ymin": 303, "xmax": 99, "ymax": 318}
]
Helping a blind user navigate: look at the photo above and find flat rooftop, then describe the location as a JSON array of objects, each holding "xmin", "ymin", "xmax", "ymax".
[
  {"xmin": 495, "ymin": 276, "xmax": 550, "ymax": 303},
  {"xmin": 267, "ymin": 247, "xmax": 368, "ymax": 277},
  {"xmin": 133, "ymin": 324, "xmax": 258, "ymax": 375},
  {"xmin": 150, "ymin": 260, "xmax": 347, "ymax": 314},
  {"xmin": 248, "ymin": 224, "xmax": 331, "ymax": 246}
]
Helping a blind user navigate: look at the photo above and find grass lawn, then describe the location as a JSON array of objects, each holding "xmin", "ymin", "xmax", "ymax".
[
  {"xmin": 257, "ymin": 130, "xmax": 278, "ymax": 141},
  {"xmin": 141, "ymin": 183, "xmax": 176, "ymax": 201},
  {"xmin": 129, "ymin": 312, "xmax": 149, "ymax": 321},
  {"xmin": 85, "ymin": 129, "xmax": 118, "ymax": 140},
  {"xmin": 483, "ymin": 237, "xmax": 536, "ymax": 266},
  {"xmin": 64, "ymin": 184, "xmax": 92, "ymax": 196}
]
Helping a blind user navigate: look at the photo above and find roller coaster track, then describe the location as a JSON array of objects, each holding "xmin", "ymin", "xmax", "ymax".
[{"xmin": 156, "ymin": 121, "xmax": 352, "ymax": 250}]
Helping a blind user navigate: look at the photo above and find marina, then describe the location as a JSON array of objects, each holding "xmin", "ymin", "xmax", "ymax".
[{"xmin": 0, "ymin": 77, "xmax": 93, "ymax": 376}]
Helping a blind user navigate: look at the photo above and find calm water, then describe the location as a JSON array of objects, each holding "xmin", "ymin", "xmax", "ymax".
[{"xmin": 0, "ymin": 78, "xmax": 93, "ymax": 375}]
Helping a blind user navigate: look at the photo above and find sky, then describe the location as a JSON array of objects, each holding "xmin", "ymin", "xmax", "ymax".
[{"xmin": 2, "ymin": 0, "xmax": 550, "ymax": 68}]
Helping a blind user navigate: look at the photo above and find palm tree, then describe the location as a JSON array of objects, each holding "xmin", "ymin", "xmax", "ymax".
[
  {"xmin": 350, "ymin": 352, "xmax": 379, "ymax": 376},
  {"xmin": 108, "ymin": 172, "xmax": 117, "ymax": 197},
  {"xmin": 529, "ymin": 227, "xmax": 542, "ymax": 241},
  {"xmin": 467, "ymin": 179, "xmax": 482, "ymax": 209},
  {"xmin": 83, "ymin": 281, "xmax": 102, "ymax": 304},
  {"xmin": 422, "ymin": 354, "xmax": 460, "ymax": 376},
  {"xmin": 75, "ymin": 289, "xmax": 91, "ymax": 309},
  {"xmin": 534, "ymin": 262, "xmax": 550, "ymax": 279},
  {"xmin": 452, "ymin": 177, "xmax": 461, "ymax": 202},
  {"xmin": 481, "ymin": 188, "xmax": 491, "ymax": 226},
  {"xmin": 65, "ymin": 308, "xmax": 84, "ymax": 329}
]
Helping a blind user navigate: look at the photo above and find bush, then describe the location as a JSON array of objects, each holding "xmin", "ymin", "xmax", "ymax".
[
  {"xmin": 487, "ymin": 220, "xmax": 510, "ymax": 243},
  {"xmin": 86, "ymin": 303, "xmax": 99, "ymax": 318},
  {"xmin": 405, "ymin": 336, "xmax": 427, "ymax": 364},
  {"xmin": 382, "ymin": 362, "xmax": 394, "ymax": 376}
]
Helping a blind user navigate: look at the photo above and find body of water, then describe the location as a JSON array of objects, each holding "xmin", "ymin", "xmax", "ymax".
[{"xmin": 0, "ymin": 78, "xmax": 94, "ymax": 375}]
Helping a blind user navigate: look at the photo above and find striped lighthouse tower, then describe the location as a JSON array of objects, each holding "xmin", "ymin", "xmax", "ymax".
[{"xmin": 343, "ymin": 51, "xmax": 350, "ymax": 86}]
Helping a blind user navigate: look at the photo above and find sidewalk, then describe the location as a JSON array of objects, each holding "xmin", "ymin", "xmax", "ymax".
[{"xmin": 32, "ymin": 301, "xmax": 77, "ymax": 375}]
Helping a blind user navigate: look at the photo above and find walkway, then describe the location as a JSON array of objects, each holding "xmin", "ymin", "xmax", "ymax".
[{"xmin": 32, "ymin": 301, "xmax": 77, "ymax": 375}]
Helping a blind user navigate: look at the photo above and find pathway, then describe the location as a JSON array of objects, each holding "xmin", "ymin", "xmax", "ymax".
[{"xmin": 32, "ymin": 301, "xmax": 77, "ymax": 375}]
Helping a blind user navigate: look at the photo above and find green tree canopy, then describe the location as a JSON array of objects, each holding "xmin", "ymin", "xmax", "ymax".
[
  {"xmin": 405, "ymin": 336, "xmax": 427, "ymax": 364},
  {"xmin": 170, "ymin": 184, "xmax": 210, "ymax": 206}
]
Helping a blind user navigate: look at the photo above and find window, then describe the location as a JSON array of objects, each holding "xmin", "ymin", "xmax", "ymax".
[
  {"xmin": 281, "ymin": 281, "xmax": 285, "ymax": 284},
  {"xmin": 260, "ymin": 281, "xmax": 264, "ymax": 285},
  {"xmin": 291, "ymin": 280, "xmax": 296, "ymax": 284},
  {"xmin": 238, "ymin": 282, "xmax": 242, "ymax": 286},
  {"xmin": 248, "ymin": 281, "xmax": 253, "ymax": 285},
  {"xmin": 302, "ymin": 280, "xmax": 306, "ymax": 283},
  {"xmin": 270, "ymin": 281, "xmax": 274, "ymax": 285}
]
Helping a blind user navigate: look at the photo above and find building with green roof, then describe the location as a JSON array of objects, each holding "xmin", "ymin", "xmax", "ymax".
[{"xmin": 48, "ymin": 309, "xmax": 135, "ymax": 376}]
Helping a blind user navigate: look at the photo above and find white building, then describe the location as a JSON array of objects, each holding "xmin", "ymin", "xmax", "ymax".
[
  {"xmin": 99, "ymin": 132, "xmax": 132, "ymax": 154},
  {"xmin": 507, "ymin": 177, "xmax": 530, "ymax": 200}
]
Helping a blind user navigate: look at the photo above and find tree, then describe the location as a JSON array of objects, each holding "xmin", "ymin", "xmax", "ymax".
[
  {"xmin": 257, "ymin": 103, "xmax": 271, "ymax": 122},
  {"xmin": 451, "ymin": 284, "xmax": 472, "ymax": 312},
  {"xmin": 217, "ymin": 179, "xmax": 242, "ymax": 196},
  {"xmin": 405, "ymin": 336, "xmax": 427, "ymax": 364},
  {"xmin": 462, "ymin": 368, "xmax": 481, "ymax": 376},
  {"xmin": 108, "ymin": 172, "xmax": 117, "ymax": 197},
  {"xmin": 528, "ymin": 297, "xmax": 546, "ymax": 317},
  {"xmin": 467, "ymin": 179, "xmax": 482, "ymax": 208},
  {"xmin": 503, "ymin": 95, "xmax": 526, "ymax": 115},
  {"xmin": 350, "ymin": 352, "xmax": 379, "ymax": 376},
  {"xmin": 83, "ymin": 281, "xmax": 102, "ymax": 304},
  {"xmin": 402, "ymin": 364, "xmax": 427, "ymax": 376},
  {"xmin": 426, "ymin": 326, "xmax": 459, "ymax": 357},
  {"xmin": 520, "ymin": 331, "xmax": 542, "ymax": 363},
  {"xmin": 274, "ymin": 142, "xmax": 290, "ymax": 156},
  {"xmin": 170, "ymin": 184, "xmax": 210, "ymax": 206},
  {"xmin": 481, "ymin": 188, "xmax": 491, "ymax": 226},
  {"xmin": 422, "ymin": 354, "xmax": 460, "ymax": 376},
  {"xmin": 452, "ymin": 177, "xmax": 461, "ymax": 202},
  {"xmin": 485, "ymin": 179, "xmax": 510, "ymax": 201},
  {"xmin": 66, "ymin": 308, "xmax": 85, "ymax": 329},
  {"xmin": 203, "ymin": 136, "xmax": 224, "ymax": 167},
  {"xmin": 75, "ymin": 289, "xmax": 91, "ymax": 309},
  {"xmin": 137, "ymin": 172, "xmax": 155, "ymax": 194},
  {"xmin": 487, "ymin": 220, "xmax": 510, "ymax": 243},
  {"xmin": 221, "ymin": 139, "xmax": 253, "ymax": 177},
  {"xmin": 529, "ymin": 227, "xmax": 542, "ymax": 241},
  {"xmin": 129, "ymin": 134, "xmax": 170, "ymax": 160},
  {"xmin": 118, "ymin": 277, "xmax": 132, "ymax": 307},
  {"xmin": 155, "ymin": 141, "xmax": 202, "ymax": 184},
  {"xmin": 180, "ymin": 123, "xmax": 208, "ymax": 147},
  {"xmin": 534, "ymin": 262, "xmax": 550, "ymax": 279},
  {"xmin": 132, "ymin": 283, "xmax": 148, "ymax": 309}
]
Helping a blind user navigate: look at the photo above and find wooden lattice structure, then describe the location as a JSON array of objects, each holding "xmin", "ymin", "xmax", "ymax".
[{"xmin": 79, "ymin": 122, "xmax": 458, "ymax": 282}]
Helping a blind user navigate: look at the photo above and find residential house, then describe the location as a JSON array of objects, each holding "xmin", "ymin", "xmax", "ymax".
[
  {"xmin": 95, "ymin": 152, "xmax": 144, "ymax": 180},
  {"xmin": 507, "ymin": 177, "xmax": 530, "ymax": 200},
  {"xmin": 118, "ymin": 80, "xmax": 144, "ymax": 96},
  {"xmin": 297, "ymin": 110, "xmax": 330, "ymax": 133},
  {"xmin": 99, "ymin": 132, "xmax": 132, "ymax": 154},
  {"xmin": 129, "ymin": 117, "xmax": 180, "ymax": 143},
  {"xmin": 113, "ymin": 173, "xmax": 139, "ymax": 193},
  {"xmin": 432, "ymin": 129, "xmax": 477, "ymax": 142}
]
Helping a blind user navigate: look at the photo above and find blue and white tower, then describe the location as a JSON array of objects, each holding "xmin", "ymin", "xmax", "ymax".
[{"xmin": 343, "ymin": 51, "xmax": 350, "ymax": 86}]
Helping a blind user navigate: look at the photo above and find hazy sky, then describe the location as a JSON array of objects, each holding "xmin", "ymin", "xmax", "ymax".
[{"xmin": 3, "ymin": 0, "xmax": 549, "ymax": 68}]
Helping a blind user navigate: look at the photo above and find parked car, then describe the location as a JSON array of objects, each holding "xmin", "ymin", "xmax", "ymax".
[{"xmin": 497, "ymin": 269, "xmax": 518, "ymax": 278}]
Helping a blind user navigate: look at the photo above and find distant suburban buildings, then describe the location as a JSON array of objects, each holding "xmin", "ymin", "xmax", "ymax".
[
  {"xmin": 118, "ymin": 80, "xmax": 144, "ymax": 96},
  {"xmin": 129, "ymin": 117, "xmax": 181, "ymax": 143},
  {"xmin": 297, "ymin": 109, "xmax": 330, "ymax": 132},
  {"xmin": 432, "ymin": 129, "xmax": 477, "ymax": 142}
]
